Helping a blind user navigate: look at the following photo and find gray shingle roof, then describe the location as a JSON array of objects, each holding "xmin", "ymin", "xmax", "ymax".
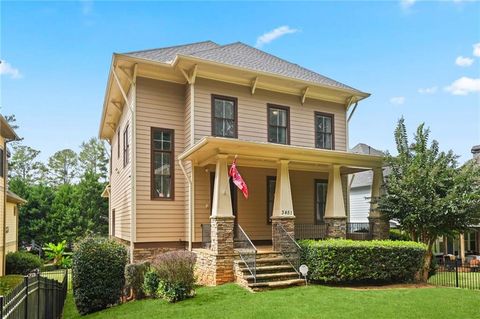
[
  {"xmin": 350, "ymin": 143, "xmax": 386, "ymax": 188},
  {"xmin": 123, "ymin": 41, "xmax": 361, "ymax": 92}
]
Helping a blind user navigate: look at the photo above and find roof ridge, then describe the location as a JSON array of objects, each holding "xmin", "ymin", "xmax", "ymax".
[{"xmin": 122, "ymin": 40, "xmax": 218, "ymax": 55}]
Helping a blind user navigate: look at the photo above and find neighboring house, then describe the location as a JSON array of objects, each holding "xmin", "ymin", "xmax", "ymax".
[
  {"xmin": 434, "ymin": 145, "xmax": 480, "ymax": 260},
  {"xmin": 0, "ymin": 114, "xmax": 25, "ymax": 276},
  {"xmin": 98, "ymin": 41, "xmax": 385, "ymax": 286}
]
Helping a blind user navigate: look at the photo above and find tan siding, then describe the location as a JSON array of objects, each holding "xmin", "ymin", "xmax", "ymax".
[
  {"xmin": 194, "ymin": 166, "xmax": 331, "ymax": 241},
  {"xmin": 0, "ymin": 136, "xmax": 6, "ymax": 275},
  {"xmin": 110, "ymin": 89, "xmax": 133, "ymax": 242},
  {"xmin": 194, "ymin": 78, "xmax": 347, "ymax": 151},
  {"xmin": 5, "ymin": 202, "xmax": 17, "ymax": 253},
  {"xmin": 135, "ymin": 77, "xmax": 187, "ymax": 242}
]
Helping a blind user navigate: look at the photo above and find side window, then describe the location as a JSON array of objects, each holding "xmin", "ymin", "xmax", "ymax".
[
  {"xmin": 151, "ymin": 128, "xmax": 174, "ymax": 200},
  {"xmin": 123, "ymin": 124, "xmax": 129, "ymax": 167}
]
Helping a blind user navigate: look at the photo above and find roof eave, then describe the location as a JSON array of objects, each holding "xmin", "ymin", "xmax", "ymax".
[{"xmin": 0, "ymin": 115, "xmax": 20, "ymax": 141}]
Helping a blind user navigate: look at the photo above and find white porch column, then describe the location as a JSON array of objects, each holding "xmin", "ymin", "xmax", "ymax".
[
  {"xmin": 368, "ymin": 168, "xmax": 389, "ymax": 239},
  {"xmin": 324, "ymin": 165, "xmax": 346, "ymax": 238},
  {"xmin": 271, "ymin": 160, "xmax": 295, "ymax": 251},
  {"xmin": 211, "ymin": 155, "xmax": 233, "ymax": 217},
  {"xmin": 460, "ymin": 233, "xmax": 465, "ymax": 263}
]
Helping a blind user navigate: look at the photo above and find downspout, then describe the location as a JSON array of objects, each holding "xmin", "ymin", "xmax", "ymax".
[{"xmin": 179, "ymin": 160, "xmax": 193, "ymax": 251}]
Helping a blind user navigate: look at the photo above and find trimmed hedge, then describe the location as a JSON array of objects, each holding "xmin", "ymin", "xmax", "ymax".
[
  {"xmin": 299, "ymin": 239, "xmax": 426, "ymax": 284},
  {"xmin": 6, "ymin": 251, "xmax": 42, "ymax": 275},
  {"xmin": 72, "ymin": 237, "xmax": 128, "ymax": 315},
  {"xmin": 125, "ymin": 262, "xmax": 150, "ymax": 300}
]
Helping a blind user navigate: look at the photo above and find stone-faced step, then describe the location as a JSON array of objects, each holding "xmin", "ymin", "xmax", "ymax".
[
  {"xmin": 244, "ymin": 271, "xmax": 299, "ymax": 282},
  {"xmin": 248, "ymin": 278, "xmax": 305, "ymax": 291},
  {"xmin": 238, "ymin": 264, "xmax": 294, "ymax": 274}
]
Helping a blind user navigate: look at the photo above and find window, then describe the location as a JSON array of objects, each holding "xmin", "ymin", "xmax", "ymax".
[
  {"xmin": 123, "ymin": 124, "xmax": 129, "ymax": 167},
  {"xmin": 117, "ymin": 129, "xmax": 121, "ymax": 159},
  {"xmin": 111, "ymin": 209, "xmax": 115, "ymax": 236},
  {"xmin": 212, "ymin": 95, "xmax": 237, "ymax": 138},
  {"xmin": 315, "ymin": 112, "xmax": 334, "ymax": 150},
  {"xmin": 315, "ymin": 179, "xmax": 328, "ymax": 224},
  {"xmin": 268, "ymin": 105, "xmax": 290, "ymax": 144},
  {"xmin": 151, "ymin": 128, "xmax": 174, "ymax": 200},
  {"xmin": 0, "ymin": 148, "xmax": 4, "ymax": 178},
  {"xmin": 266, "ymin": 176, "xmax": 276, "ymax": 224}
]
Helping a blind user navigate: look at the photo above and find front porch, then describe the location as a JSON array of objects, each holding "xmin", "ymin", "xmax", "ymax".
[{"xmin": 179, "ymin": 137, "xmax": 385, "ymax": 286}]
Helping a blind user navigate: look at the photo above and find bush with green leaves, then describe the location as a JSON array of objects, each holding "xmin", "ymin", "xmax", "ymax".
[
  {"xmin": 142, "ymin": 267, "xmax": 160, "ymax": 297},
  {"xmin": 389, "ymin": 229, "xmax": 411, "ymax": 241},
  {"xmin": 299, "ymin": 239, "xmax": 426, "ymax": 284},
  {"xmin": 6, "ymin": 251, "xmax": 42, "ymax": 275},
  {"xmin": 43, "ymin": 240, "xmax": 72, "ymax": 268},
  {"xmin": 72, "ymin": 237, "xmax": 128, "ymax": 315},
  {"xmin": 151, "ymin": 251, "xmax": 196, "ymax": 302},
  {"xmin": 125, "ymin": 262, "xmax": 150, "ymax": 300}
]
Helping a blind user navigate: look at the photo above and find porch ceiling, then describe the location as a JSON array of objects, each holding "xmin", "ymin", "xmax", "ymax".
[{"xmin": 179, "ymin": 137, "xmax": 383, "ymax": 174}]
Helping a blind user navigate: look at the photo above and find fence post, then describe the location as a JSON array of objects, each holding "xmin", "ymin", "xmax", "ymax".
[
  {"xmin": 24, "ymin": 276, "xmax": 29, "ymax": 319},
  {"xmin": 455, "ymin": 259, "xmax": 459, "ymax": 288},
  {"xmin": 0, "ymin": 295, "xmax": 4, "ymax": 319},
  {"xmin": 37, "ymin": 273, "xmax": 40, "ymax": 319}
]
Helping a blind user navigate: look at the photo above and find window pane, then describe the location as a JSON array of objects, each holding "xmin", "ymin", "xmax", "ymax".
[
  {"xmin": 154, "ymin": 152, "xmax": 171, "ymax": 175},
  {"xmin": 223, "ymin": 101, "xmax": 234, "ymax": 119},
  {"xmin": 214, "ymin": 100, "xmax": 224, "ymax": 117},
  {"xmin": 153, "ymin": 131, "xmax": 171, "ymax": 150},
  {"xmin": 316, "ymin": 135, "xmax": 324, "ymax": 149},
  {"xmin": 278, "ymin": 109, "xmax": 287, "ymax": 127},
  {"xmin": 269, "ymin": 108, "xmax": 287, "ymax": 127},
  {"xmin": 154, "ymin": 175, "xmax": 171, "ymax": 198},
  {"xmin": 324, "ymin": 117, "xmax": 332, "ymax": 133},
  {"xmin": 317, "ymin": 117, "xmax": 324, "ymax": 132},
  {"xmin": 277, "ymin": 127, "xmax": 287, "ymax": 144},
  {"xmin": 224, "ymin": 119, "xmax": 235, "ymax": 137},
  {"xmin": 324, "ymin": 134, "xmax": 332, "ymax": 150},
  {"xmin": 268, "ymin": 126, "xmax": 277, "ymax": 143}
]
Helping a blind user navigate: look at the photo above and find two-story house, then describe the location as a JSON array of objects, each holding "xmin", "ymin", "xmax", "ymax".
[
  {"xmin": 1, "ymin": 114, "xmax": 26, "ymax": 276},
  {"xmin": 99, "ymin": 41, "xmax": 385, "ymax": 287}
]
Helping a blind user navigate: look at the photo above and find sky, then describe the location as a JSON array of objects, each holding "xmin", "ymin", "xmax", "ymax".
[{"xmin": 1, "ymin": 0, "xmax": 479, "ymax": 163}]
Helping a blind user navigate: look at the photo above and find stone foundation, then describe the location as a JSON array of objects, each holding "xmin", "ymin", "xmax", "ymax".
[
  {"xmin": 368, "ymin": 216, "xmax": 390, "ymax": 240},
  {"xmin": 194, "ymin": 249, "xmax": 236, "ymax": 285},
  {"xmin": 324, "ymin": 217, "xmax": 347, "ymax": 238},
  {"xmin": 133, "ymin": 247, "xmax": 180, "ymax": 263},
  {"xmin": 271, "ymin": 216, "xmax": 295, "ymax": 251},
  {"xmin": 210, "ymin": 216, "xmax": 235, "ymax": 254}
]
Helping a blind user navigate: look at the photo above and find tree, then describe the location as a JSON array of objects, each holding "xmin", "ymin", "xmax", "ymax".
[
  {"xmin": 76, "ymin": 172, "xmax": 109, "ymax": 236},
  {"xmin": 47, "ymin": 149, "xmax": 78, "ymax": 186},
  {"xmin": 79, "ymin": 137, "xmax": 109, "ymax": 181},
  {"xmin": 9, "ymin": 145, "xmax": 46, "ymax": 184},
  {"xmin": 378, "ymin": 118, "xmax": 480, "ymax": 281}
]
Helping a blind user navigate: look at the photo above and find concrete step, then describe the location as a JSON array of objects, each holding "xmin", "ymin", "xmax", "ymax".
[
  {"xmin": 239, "ymin": 264, "xmax": 294, "ymax": 273},
  {"xmin": 245, "ymin": 271, "xmax": 299, "ymax": 282},
  {"xmin": 248, "ymin": 278, "xmax": 306, "ymax": 291}
]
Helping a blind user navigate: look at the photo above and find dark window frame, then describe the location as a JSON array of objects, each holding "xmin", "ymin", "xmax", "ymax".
[
  {"xmin": 267, "ymin": 104, "xmax": 290, "ymax": 145},
  {"xmin": 314, "ymin": 112, "xmax": 335, "ymax": 150},
  {"xmin": 151, "ymin": 127, "xmax": 175, "ymax": 201},
  {"xmin": 211, "ymin": 94, "xmax": 238, "ymax": 138},
  {"xmin": 314, "ymin": 179, "xmax": 328, "ymax": 224},
  {"xmin": 0, "ymin": 148, "xmax": 4, "ymax": 178},
  {"xmin": 123, "ymin": 124, "xmax": 130, "ymax": 167},
  {"xmin": 111, "ymin": 208, "xmax": 116, "ymax": 236},
  {"xmin": 266, "ymin": 176, "xmax": 276, "ymax": 224}
]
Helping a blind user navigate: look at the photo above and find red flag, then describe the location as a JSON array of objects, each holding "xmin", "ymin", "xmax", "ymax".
[{"xmin": 229, "ymin": 157, "xmax": 249, "ymax": 199}]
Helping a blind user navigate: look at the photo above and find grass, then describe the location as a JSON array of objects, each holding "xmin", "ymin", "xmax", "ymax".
[
  {"xmin": 0, "ymin": 275, "xmax": 24, "ymax": 295},
  {"xmin": 428, "ymin": 271, "xmax": 480, "ymax": 289},
  {"xmin": 63, "ymin": 284, "xmax": 480, "ymax": 319}
]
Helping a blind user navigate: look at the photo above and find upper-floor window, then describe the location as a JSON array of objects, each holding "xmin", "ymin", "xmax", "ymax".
[
  {"xmin": 0, "ymin": 148, "xmax": 4, "ymax": 178},
  {"xmin": 212, "ymin": 95, "xmax": 237, "ymax": 138},
  {"xmin": 268, "ymin": 104, "xmax": 290, "ymax": 144},
  {"xmin": 315, "ymin": 112, "xmax": 334, "ymax": 150},
  {"xmin": 151, "ymin": 128, "xmax": 174, "ymax": 200},
  {"xmin": 123, "ymin": 124, "xmax": 130, "ymax": 167}
]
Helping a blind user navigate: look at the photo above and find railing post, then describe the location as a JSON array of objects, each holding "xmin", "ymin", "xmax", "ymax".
[
  {"xmin": 455, "ymin": 259, "xmax": 459, "ymax": 288},
  {"xmin": 24, "ymin": 276, "xmax": 29, "ymax": 319}
]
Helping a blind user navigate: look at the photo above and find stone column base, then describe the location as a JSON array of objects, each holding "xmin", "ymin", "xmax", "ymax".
[
  {"xmin": 324, "ymin": 217, "xmax": 347, "ymax": 239},
  {"xmin": 271, "ymin": 216, "xmax": 295, "ymax": 252},
  {"xmin": 194, "ymin": 249, "xmax": 236, "ymax": 285},
  {"xmin": 210, "ymin": 216, "xmax": 235, "ymax": 255},
  {"xmin": 368, "ymin": 216, "xmax": 390, "ymax": 240}
]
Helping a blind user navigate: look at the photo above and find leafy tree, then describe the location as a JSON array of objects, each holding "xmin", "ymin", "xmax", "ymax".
[
  {"xmin": 4, "ymin": 114, "xmax": 19, "ymax": 130},
  {"xmin": 47, "ymin": 149, "xmax": 78, "ymax": 186},
  {"xmin": 378, "ymin": 118, "xmax": 480, "ymax": 281},
  {"xmin": 76, "ymin": 172, "xmax": 109, "ymax": 236},
  {"xmin": 79, "ymin": 137, "xmax": 109, "ymax": 181},
  {"xmin": 9, "ymin": 145, "xmax": 46, "ymax": 184}
]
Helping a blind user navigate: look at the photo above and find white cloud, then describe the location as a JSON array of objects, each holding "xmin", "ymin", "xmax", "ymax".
[
  {"xmin": 473, "ymin": 43, "xmax": 480, "ymax": 57},
  {"xmin": 445, "ymin": 77, "xmax": 480, "ymax": 95},
  {"xmin": 0, "ymin": 60, "xmax": 22, "ymax": 79},
  {"xmin": 455, "ymin": 56, "xmax": 474, "ymax": 67},
  {"xmin": 418, "ymin": 86, "xmax": 438, "ymax": 94},
  {"xmin": 400, "ymin": 0, "xmax": 416, "ymax": 9},
  {"xmin": 390, "ymin": 96, "xmax": 406, "ymax": 105},
  {"xmin": 255, "ymin": 26, "xmax": 299, "ymax": 48}
]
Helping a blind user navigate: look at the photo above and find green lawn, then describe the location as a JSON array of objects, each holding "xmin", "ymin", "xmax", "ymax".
[
  {"xmin": 428, "ymin": 271, "xmax": 480, "ymax": 289},
  {"xmin": 0, "ymin": 275, "xmax": 24, "ymax": 295},
  {"xmin": 63, "ymin": 284, "xmax": 480, "ymax": 319}
]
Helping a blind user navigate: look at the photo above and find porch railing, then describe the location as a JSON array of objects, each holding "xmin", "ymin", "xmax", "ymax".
[
  {"xmin": 234, "ymin": 224, "xmax": 257, "ymax": 282},
  {"xmin": 295, "ymin": 224, "xmax": 327, "ymax": 240},
  {"xmin": 201, "ymin": 224, "xmax": 211, "ymax": 248},
  {"xmin": 276, "ymin": 223, "xmax": 301, "ymax": 277},
  {"xmin": 346, "ymin": 222, "xmax": 373, "ymax": 240}
]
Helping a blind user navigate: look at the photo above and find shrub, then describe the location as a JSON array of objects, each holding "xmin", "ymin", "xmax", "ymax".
[
  {"xmin": 299, "ymin": 239, "xmax": 426, "ymax": 284},
  {"xmin": 389, "ymin": 229, "xmax": 411, "ymax": 241},
  {"xmin": 125, "ymin": 262, "xmax": 150, "ymax": 300},
  {"xmin": 142, "ymin": 267, "xmax": 160, "ymax": 297},
  {"xmin": 153, "ymin": 251, "xmax": 196, "ymax": 302},
  {"xmin": 72, "ymin": 237, "xmax": 128, "ymax": 315},
  {"xmin": 6, "ymin": 251, "xmax": 42, "ymax": 275}
]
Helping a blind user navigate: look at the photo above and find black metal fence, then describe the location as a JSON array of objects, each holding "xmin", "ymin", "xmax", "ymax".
[
  {"xmin": 428, "ymin": 257, "xmax": 480, "ymax": 290},
  {"xmin": 295, "ymin": 224, "xmax": 326, "ymax": 240},
  {"xmin": 0, "ymin": 269, "xmax": 68, "ymax": 319},
  {"xmin": 346, "ymin": 222, "xmax": 373, "ymax": 240}
]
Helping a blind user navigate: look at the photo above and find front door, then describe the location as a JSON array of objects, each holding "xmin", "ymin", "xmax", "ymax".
[{"xmin": 210, "ymin": 172, "xmax": 238, "ymax": 221}]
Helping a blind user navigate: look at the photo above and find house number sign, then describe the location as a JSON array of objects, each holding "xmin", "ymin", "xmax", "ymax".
[{"xmin": 281, "ymin": 209, "xmax": 293, "ymax": 216}]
